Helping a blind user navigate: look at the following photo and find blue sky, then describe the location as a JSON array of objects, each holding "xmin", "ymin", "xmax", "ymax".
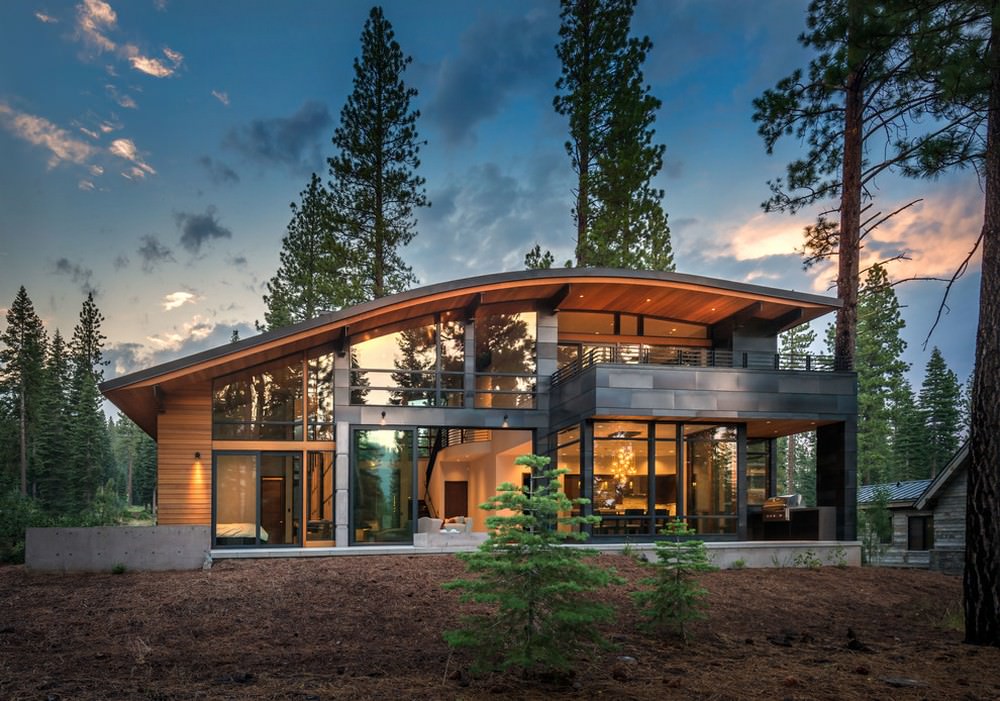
[{"xmin": 0, "ymin": 0, "xmax": 984, "ymax": 388}]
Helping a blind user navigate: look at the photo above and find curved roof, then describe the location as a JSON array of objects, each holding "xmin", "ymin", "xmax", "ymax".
[{"xmin": 101, "ymin": 267, "xmax": 840, "ymax": 434}]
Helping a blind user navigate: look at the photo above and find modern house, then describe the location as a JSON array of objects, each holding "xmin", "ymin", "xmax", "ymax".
[
  {"xmin": 100, "ymin": 268, "xmax": 858, "ymax": 555},
  {"xmin": 858, "ymin": 444, "xmax": 968, "ymax": 573}
]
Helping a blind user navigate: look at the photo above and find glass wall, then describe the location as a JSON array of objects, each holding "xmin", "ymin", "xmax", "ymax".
[
  {"xmin": 746, "ymin": 439, "xmax": 770, "ymax": 506},
  {"xmin": 353, "ymin": 429, "xmax": 414, "ymax": 544},
  {"xmin": 212, "ymin": 357, "xmax": 304, "ymax": 440},
  {"xmin": 592, "ymin": 422, "xmax": 650, "ymax": 535},
  {"xmin": 556, "ymin": 425, "xmax": 581, "ymax": 533},
  {"xmin": 215, "ymin": 454, "xmax": 258, "ymax": 545},
  {"xmin": 306, "ymin": 451, "xmax": 334, "ymax": 544},
  {"xmin": 307, "ymin": 350, "xmax": 335, "ymax": 440},
  {"xmin": 475, "ymin": 310, "xmax": 536, "ymax": 408},
  {"xmin": 685, "ymin": 425, "xmax": 738, "ymax": 535},
  {"xmin": 351, "ymin": 316, "xmax": 464, "ymax": 406},
  {"xmin": 214, "ymin": 452, "xmax": 301, "ymax": 547}
]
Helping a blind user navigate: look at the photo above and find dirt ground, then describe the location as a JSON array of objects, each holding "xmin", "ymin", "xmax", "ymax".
[{"xmin": 1, "ymin": 554, "xmax": 998, "ymax": 700}]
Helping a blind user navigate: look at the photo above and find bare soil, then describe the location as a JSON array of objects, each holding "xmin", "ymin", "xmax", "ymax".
[{"xmin": 1, "ymin": 554, "xmax": 998, "ymax": 700}]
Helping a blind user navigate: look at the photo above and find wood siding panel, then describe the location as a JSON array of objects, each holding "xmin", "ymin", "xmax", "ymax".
[{"xmin": 157, "ymin": 387, "xmax": 212, "ymax": 525}]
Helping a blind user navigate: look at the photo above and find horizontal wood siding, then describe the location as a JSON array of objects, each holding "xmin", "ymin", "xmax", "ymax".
[
  {"xmin": 931, "ymin": 469, "xmax": 966, "ymax": 573},
  {"xmin": 157, "ymin": 387, "xmax": 212, "ymax": 525}
]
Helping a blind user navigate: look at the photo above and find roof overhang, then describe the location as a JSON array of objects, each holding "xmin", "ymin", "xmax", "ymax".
[{"xmin": 101, "ymin": 268, "xmax": 840, "ymax": 437}]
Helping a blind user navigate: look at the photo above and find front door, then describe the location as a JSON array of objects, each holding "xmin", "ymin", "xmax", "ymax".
[{"xmin": 444, "ymin": 480, "xmax": 469, "ymax": 519}]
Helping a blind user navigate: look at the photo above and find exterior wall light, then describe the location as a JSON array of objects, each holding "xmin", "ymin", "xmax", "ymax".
[
  {"xmin": 194, "ymin": 451, "xmax": 201, "ymax": 459},
  {"xmin": 380, "ymin": 411, "xmax": 387, "ymax": 426},
  {"xmin": 502, "ymin": 414, "xmax": 509, "ymax": 429}
]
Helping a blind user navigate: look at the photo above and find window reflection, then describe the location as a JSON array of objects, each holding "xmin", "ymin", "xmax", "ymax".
[
  {"xmin": 686, "ymin": 425, "xmax": 737, "ymax": 534},
  {"xmin": 307, "ymin": 351, "xmax": 334, "ymax": 441},
  {"xmin": 212, "ymin": 357, "xmax": 303, "ymax": 440},
  {"xmin": 353, "ymin": 429, "xmax": 414, "ymax": 544},
  {"xmin": 475, "ymin": 310, "xmax": 536, "ymax": 409}
]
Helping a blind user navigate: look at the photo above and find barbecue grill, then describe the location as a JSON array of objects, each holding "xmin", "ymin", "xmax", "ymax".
[{"xmin": 762, "ymin": 494, "xmax": 804, "ymax": 522}]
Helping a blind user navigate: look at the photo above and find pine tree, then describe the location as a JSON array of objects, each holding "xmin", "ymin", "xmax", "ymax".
[
  {"xmin": 66, "ymin": 294, "xmax": 111, "ymax": 511},
  {"xmin": 753, "ymin": 0, "xmax": 982, "ymax": 371},
  {"xmin": 34, "ymin": 330, "xmax": 72, "ymax": 510},
  {"xmin": 554, "ymin": 0, "xmax": 672, "ymax": 270},
  {"xmin": 328, "ymin": 6, "xmax": 427, "ymax": 301},
  {"xmin": 892, "ymin": 380, "xmax": 929, "ymax": 481},
  {"xmin": 524, "ymin": 244, "xmax": 555, "ymax": 270},
  {"xmin": 443, "ymin": 454, "xmax": 620, "ymax": 676},
  {"xmin": 849, "ymin": 264, "xmax": 909, "ymax": 484},
  {"xmin": 262, "ymin": 173, "xmax": 355, "ymax": 330},
  {"xmin": 918, "ymin": 347, "xmax": 962, "ymax": 477},
  {"xmin": 0, "ymin": 287, "xmax": 47, "ymax": 496}
]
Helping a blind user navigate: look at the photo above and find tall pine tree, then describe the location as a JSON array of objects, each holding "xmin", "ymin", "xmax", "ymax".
[
  {"xmin": 34, "ymin": 330, "xmax": 72, "ymax": 510},
  {"xmin": 0, "ymin": 287, "xmax": 47, "ymax": 496},
  {"xmin": 262, "ymin": 173, "xmax": 354, "ymax": 330},
  {"xmin": 918, "ymin": 347, "xmax": 962, "ymax": 477},
  {"xmin": 328, "ymin": 5, "xmax": 427, "ymax": 301},
  {"xmin": 554, "ymin": 0, "xmax": 672, "ymax": 270}
]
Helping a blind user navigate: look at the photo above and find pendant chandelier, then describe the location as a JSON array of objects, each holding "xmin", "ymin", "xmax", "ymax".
[{"xmin": 611, "ymin": 443, "xmax": 637, "ymax": 485}]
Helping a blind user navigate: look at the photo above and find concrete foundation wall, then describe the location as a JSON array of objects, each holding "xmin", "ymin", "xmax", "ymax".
[{"xmin": 26, "ymin": 526, "xmax": 210, "ymax": 572}]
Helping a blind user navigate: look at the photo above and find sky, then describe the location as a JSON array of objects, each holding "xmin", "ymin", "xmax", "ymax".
[{"xmin": 0, "ymin": 0, "xmax": 985, "ymax": 390}]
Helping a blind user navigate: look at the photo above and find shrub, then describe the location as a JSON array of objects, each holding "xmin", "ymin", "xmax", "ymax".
[
  {"xmin": 0, "ymin": 488, "xmax": 53, "ymax": 563},
  {"xmin": 443, "ymin": 454, "xmax": 622, "ymax": 677},
  {"xmin": 633, "ymin": 519, "xmax": 715, "ymax": 642}
]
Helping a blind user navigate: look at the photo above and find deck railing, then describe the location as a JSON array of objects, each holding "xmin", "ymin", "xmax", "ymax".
[{"xmin": 551, "ymin": 344, "xmax": 851, "ymax": 386}]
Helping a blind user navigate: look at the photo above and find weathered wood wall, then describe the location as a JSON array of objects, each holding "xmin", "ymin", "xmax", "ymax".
[
  {"xmin": 156, "ymin": 386, "xmax": 212, "ymax": 525},
  {"xmin": 931, "ymin": 469, "xmax": 967, "ymax": 574}
]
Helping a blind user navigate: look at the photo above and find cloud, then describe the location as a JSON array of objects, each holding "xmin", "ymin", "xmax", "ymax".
[
  {"xmin": 0, "ymin": 102, "xmax": 98, "ymax": 168},
  {"xmin": 123, "ymin": 43, "xmax": 183, "ymax": 78},
  {"xmin": 146, "ymin": 314, "xmax": 215, "ymax": 352},
  {"xmin": 109, "ymin": 137, "xmax": 155, "ymax": 177},
  {"xmin": 113, "ymin": 254, "xmax": 129, "ymax": 269},
  {"xmin": 79, "ymin": 126, "xmax": 100, "ymax": 140},
  {"xmin": 174, "ymin": 205, "xmax": 232, "ymax": 254},
  {"xmin": 78, "ymin": 179, "xmax": 95, "ymax": 190},
  {"xmin": 198, "ymin": 155, "xmax": 239, "ymax": 184},
  {"xmin": 35, "ymin": 11, "xmax": 58, "ymax": 23},
  {"xmin": 105, "ymin": 84, "xmax": 137, "ymax": 109},
  {"xmin": 162, "ymin": 291, "xmax": 197, "ymax": 311},
  {"xmin": 223, "ymin": 100, "xmax": 332, "ymax": 174},
  {"xmin": 105, "ymin": 319, "xmax": 258, "ymax": 377},
  {"xmin": 53, "ymin": 257, "xmax": 96, "ymax": 295},
  {"xmin": 75, "ymin": 0, "xmax": 117, "ymax": 54},
  {"xmin": 425, "ymin": 7, "xmax": 558, "ymax": 145},
  {"xmin": 211, "ymin": 90, "xmax": 230, "ymax": 106},
  {"xmin": 228, "ymin": 254, "xmax": 248, "ymax": 269},
  {"xmin": 137, "ymin": 234, "xmax": 175, "ymax": 272}
]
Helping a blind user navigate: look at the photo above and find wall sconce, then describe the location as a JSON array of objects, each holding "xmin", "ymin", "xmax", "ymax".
[
  {"xmin": 502, "ymin": 414, "xmax": 509, "ymax": 429},
  {"xmin": 194, "ymin": 451, "xmax": 201, "ymax": 460},
  {"xmin": 380, "ymin": 411, "xmax": 387, "ymax": 426}
]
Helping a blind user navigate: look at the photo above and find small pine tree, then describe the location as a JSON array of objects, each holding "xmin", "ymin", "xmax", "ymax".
[
  {"xmin": 443, "ymin": 454, "xmax": 621, "ymax": 677},
  {"xmin": 633, "ymin": 519, "xmax": 715, "ymax": 642}
]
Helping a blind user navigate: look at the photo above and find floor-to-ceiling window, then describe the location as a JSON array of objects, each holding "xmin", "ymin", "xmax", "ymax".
[
  {"xmin": 593, "ymin": 421, "xmax": 650, "ymax": 535},
  {"xmin": 475, "ymin": 309, "xmax": 536, "ymax": 409},
  {"xmin": 685, "ymin": 425, "xmax": 738, "ymax": 535},
  {"xmin": 352, "ymin": 429, "xmax": 415, "ymax": 544},
  {"xmin": 213, "ymin": 452, "xmax": 301, "ymax": 547}
]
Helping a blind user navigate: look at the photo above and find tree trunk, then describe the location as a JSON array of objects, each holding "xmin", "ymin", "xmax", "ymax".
[
  {"xmin": 835, "ymin": 0, "xmax": 864, "ymax": 372},
  {"xmin": 126, "ymin": 449, "xmax": 134, "ymax": 506},
  {"xmin": 19, "ymin": 380, "xmax": 27, "ymax": 496},
  {"xmin": 787, "ymin": 434, "xmax": 796, "ymax": 494},
  {"xmin": 964, "ymin": 3, "xmax": 1000, "ymax": 647}
]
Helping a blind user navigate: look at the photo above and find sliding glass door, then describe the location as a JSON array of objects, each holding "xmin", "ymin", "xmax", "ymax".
[
  {"xmin": 213, "ymin": 452, "xmax": 302, "ymax": 547},
  {"xmin": 352, "ymin": 429, "xmax": 415, "ymax": 544}
]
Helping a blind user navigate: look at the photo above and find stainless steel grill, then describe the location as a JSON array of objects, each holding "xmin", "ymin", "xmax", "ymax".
[{"xmin": 762, "ymin": 494, "xmax": 804, "ymax": 522}]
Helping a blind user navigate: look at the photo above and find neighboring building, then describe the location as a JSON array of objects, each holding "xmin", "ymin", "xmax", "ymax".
[
  {"xmin": 857, "ymin": 443, "xmax": 969, "ymax": 574},
  {"xmin": 101, "ymin": 268, "xmax": 858, "ymax": 552},
  {"xmin": 857, "ymin": 479, "xmax": 933, "ymax": 567}
]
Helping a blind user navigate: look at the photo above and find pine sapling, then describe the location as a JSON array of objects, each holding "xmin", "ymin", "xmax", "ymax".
[
  {"xmin": 442, "ymin": 454, "xmax": 622, "ymax": 677},
  {"xmin": 633, "ymin": 519, "xmax": 715, "ymax": 642}
]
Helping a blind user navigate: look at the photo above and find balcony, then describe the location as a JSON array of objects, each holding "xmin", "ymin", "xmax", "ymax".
[{"xmin": 551, "ymin": 344, "xmax": 850, "ymax": 387}]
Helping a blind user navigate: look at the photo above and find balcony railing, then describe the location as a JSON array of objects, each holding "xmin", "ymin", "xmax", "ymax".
[{"xmin": 551, "ymin": 344, "xmax": 851, "ymax": 386}]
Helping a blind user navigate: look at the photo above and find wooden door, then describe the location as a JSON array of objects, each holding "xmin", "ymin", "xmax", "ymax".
[
  {"xmin": 261, "ymin": 477, "xmax": 285, "ymax": 544},
  {"xmin": 444, "ymin": 480, "xmax": 469, "ymax": 519}
]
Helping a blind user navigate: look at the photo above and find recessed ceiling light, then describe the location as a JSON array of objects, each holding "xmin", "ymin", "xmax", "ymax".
[
  {"xmin": 646, "ymin": 298, "xmax": 652, "ymax": 302},
  {"xmin": 579, "ymin": 294, "xmax": 584, "ymax": 298}
]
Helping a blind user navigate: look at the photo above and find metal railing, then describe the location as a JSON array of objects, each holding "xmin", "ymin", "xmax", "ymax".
[{"xmin": 551, "ymin": 344, "xmax": 850, "ymax": 386}]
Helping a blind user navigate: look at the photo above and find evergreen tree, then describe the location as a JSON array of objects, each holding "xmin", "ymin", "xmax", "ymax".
[
  {"xmin": 262, "ymin": 173, "xmax": 355, "ymax": 330},
  {"xmin": 778, "ymin": 324, "xmax": 817, "ymax": 494},
  {"xmin": 328, "ymin": 6, "xmax": 427, "ymax": 301},
  {"xmin": 34, "ymin": 330, "xmax": 72, "ymax": 510},
  {"xmin": 0, "ymin": 287, "xmax": 47, "ymax": 495},
  {"xmin": 443, "ymin": 454, "xmax": 620, "ymax": 676},
  {"xmin": 66, "ymin": 294, "xmax": 111, "ymax": 511},
  {"xmin": 753, "ymin": 0, "xmax": 982, "ymax": 371},
  {"xmin": 554, "ymin": 0, "xmax": 672, "ymax": 270},
  {"xmin": 918, "ymin": 347, "xmax": 962, "ymax": 477},
  {"xmin": 892, "ymin": 380, "xmax": 929, "ymax": 480},
  {"xmin": 524, "ymin": 244, "xmax": 555, "ymax": 270},
  {"xmin": 849, "ymin": 264, "xmax": 909, "ymax": 484}
]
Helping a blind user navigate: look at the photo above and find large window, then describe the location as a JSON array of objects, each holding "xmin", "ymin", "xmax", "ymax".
[
  {"xmin": 306, "ymin": 450, "xmax": 334, "ymax": 545},
  {"xmin": 685, "ymin": 425, "xmax": 737, "ymax": 535},
  {"xmin": 214, "ymin": 452, "xmax": 301, "ymax": 547},
  {"xmin": 475, "ymin": 310, "xmax": 536, "ymax": 409},
  {"xmin": 351, "ymin": 316, "xmax": 464, "ymax": 406},
  {"xmin": 307, "ymin": 350, "xmax": 335, "ymax": 440},
  {"xmin": 353, "ymin": 429, "xmax": 414, "ymax": 544},
  {"xmin": 212, "ymin": 357, "xmax": 304, "ymax": 440}
]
